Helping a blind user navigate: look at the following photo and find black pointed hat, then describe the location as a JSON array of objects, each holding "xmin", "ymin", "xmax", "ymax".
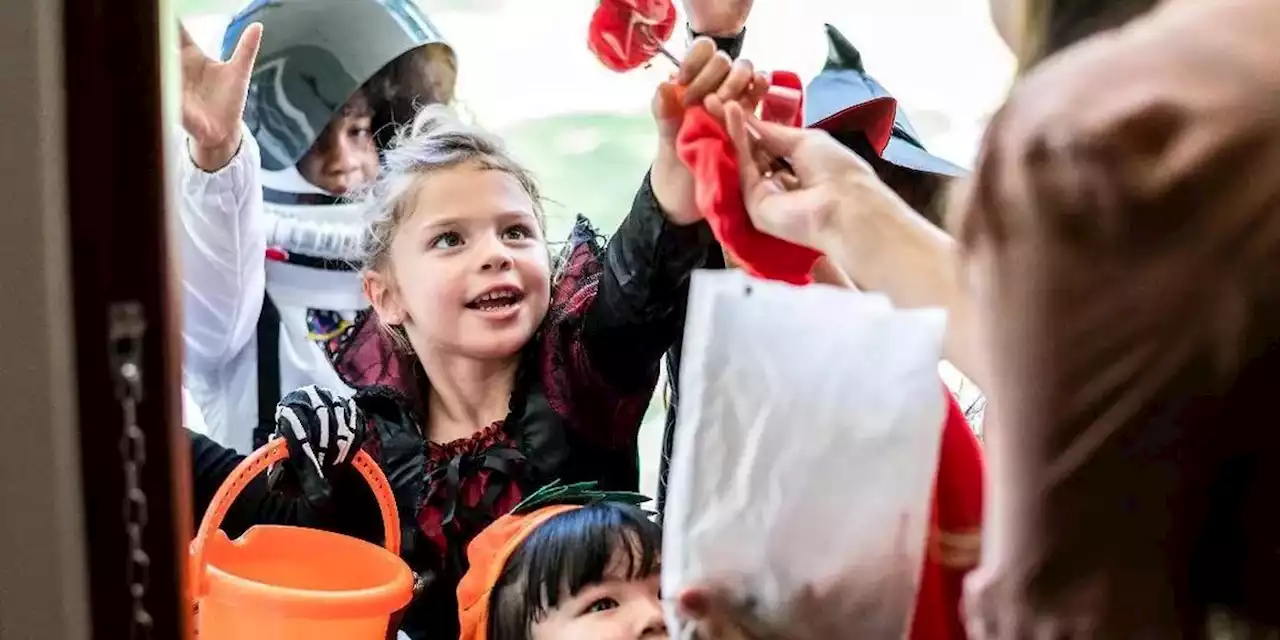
[{"xmin": 805, "ymin": 24, "xmax": 966, "ymax": 178}]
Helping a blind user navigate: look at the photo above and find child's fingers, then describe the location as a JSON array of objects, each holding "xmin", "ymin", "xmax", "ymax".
[
  {"xmin": 715, "ymin": 58, "xmax": 755, "ymax": 105},
  {"xmin": 677, "ymin": 37, "xmax": 717, "ymax": 86},
  {"xmin": 230, "ymin": 22, "xmax": 263, "ymax": 72},
  {"xmin": 651, "ymin": 81, "xmax": 687, "ymax": 140},
  {"xmin": 725, "ymin": 102, "xmax": 762, "ymax": 193},
  {"xmin": 683, "ymin": 50, "xmax": 733, "ymax": 106},
  {"xmin": 704, "ymin": 93, "xmax": 726, "ymax": 121}
]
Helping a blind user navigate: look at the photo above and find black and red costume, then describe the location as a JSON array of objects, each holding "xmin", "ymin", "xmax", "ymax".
[{"xmin": 190, "ymin": 173, "xmax": 713, "ymax": 639}]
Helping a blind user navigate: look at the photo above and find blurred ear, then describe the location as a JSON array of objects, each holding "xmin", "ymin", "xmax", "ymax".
[{"xmin": 363, "ymin": 270, "xmax": 405, "ymax": 325}]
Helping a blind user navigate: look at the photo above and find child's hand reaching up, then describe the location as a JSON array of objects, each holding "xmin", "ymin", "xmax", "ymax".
[
  {"xmin": 179, "ymin": 22, "xmax": 261, "ymax": 171},
  {"xmin": 650, "ymin": 37, "xmax": 768, "ymax": 225}
]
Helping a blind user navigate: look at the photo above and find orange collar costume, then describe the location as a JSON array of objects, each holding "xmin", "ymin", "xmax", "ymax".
[
  {"xmin": 457, "ymin": 504, "xmax": 580, "ymax": 640},
  {"xmin": 457, "ymin": 482, "xmax": 651, "ymax": 640}
]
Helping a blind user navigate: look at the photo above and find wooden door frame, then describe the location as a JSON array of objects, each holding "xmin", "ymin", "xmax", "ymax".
[{"xmin": 61, "ymin": 0, "xmax": 192, "ymax": 637}]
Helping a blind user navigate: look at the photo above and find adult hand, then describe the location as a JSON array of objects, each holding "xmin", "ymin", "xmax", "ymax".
[
  {"xmin": 682, "ymin": 0, "xmax": 753, "ymax": 36},
  {"xmin": 180, "ymin": 21, "xmax": 261, "ymax": 171},
  {"xmin": 723, "ymin": 101, "xmax": 910, "ymax": 257},
  {"xmin": 651, "ymin": 37, "xmax": 769, "ymax": 225},
  {"xmin": 725, "ymin": 101, "xmax": 986, "ymax": 386},
  {"xmin": 268, "ymin": 385, "xmax": 366, "ymax": 507},
  {"xmin": 678, "ymin": 577, "xmax": 895, "ymax": 640},
  {"xmin": 677, "ymin": 586, "xmax": 770, "ymax": 640}
]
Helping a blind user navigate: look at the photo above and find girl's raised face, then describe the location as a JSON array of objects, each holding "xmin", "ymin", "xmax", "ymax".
[
  {"xmin": 531, "ymin": 560, "xmax": 666, "ymax": 640},
  {"xmin": 370, "ymin": 161, "xmax": 551, "ymax": 360}
]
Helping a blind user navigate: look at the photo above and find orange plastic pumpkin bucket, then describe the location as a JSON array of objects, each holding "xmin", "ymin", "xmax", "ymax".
[{"xmin": 189, "ymin": 439, "xmax": 413, "ymax": 639}]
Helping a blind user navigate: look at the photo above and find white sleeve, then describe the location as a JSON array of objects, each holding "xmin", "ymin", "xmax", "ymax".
[
  {"xmin": 182, "ymin": 386, "xmax": 210, "ymax": 435},
  {"xmin": 178, "ymin": 124, "xmax": 267, "ymax": 373}
]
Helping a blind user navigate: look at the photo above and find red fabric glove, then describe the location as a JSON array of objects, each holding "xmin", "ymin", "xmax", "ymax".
[
  {"xmin": 675, "ymin": 71, "xmax": 825, "ymax": 285},
  {"xmin": 911, "ymin": 390, "xmax": 985, "ymax": 640},
  {"xmin": 587, "ymin": 0, "xmax": 677, "ymax": 72},
  {"xmin": 760, "ymin": 70, "xmax": 804, "ymax": 127},
  {"xmin": 675, "ymin": 106, "xmax": 822, "ymax": 284}
]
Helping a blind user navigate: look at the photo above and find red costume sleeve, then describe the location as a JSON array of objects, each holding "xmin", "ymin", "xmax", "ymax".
[{"xmin": 911, "ymin": 391, "xmax": 985, "ymax": 640}]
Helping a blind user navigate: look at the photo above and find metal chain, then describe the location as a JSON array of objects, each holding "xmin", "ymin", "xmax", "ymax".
[{"xmin": 109, "ymin": 302, "xmax": 152, "ymax": 640}]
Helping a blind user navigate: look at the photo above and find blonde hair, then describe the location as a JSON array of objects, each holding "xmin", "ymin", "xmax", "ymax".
[
  {"xmin": 357, "ymin": 104, "xmax": 543, "ymax": 270},
  {"xmin": 355, "ymin": 104, "xmax": 544, "ymax": 350}
]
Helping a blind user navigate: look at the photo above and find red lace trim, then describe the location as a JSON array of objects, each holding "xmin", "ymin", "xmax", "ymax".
[{"xmin": 426, "ymin": 421, "xmax": 509, "ymax": 462}]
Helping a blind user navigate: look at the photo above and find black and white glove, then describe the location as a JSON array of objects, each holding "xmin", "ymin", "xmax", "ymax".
[{"xmin": 268, "ymin": 385, "xmax": 366, "ymax": 506}]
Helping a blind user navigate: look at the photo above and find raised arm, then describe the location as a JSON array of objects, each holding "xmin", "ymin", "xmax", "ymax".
[
  {"xmin": 581, "ymin": 36, "xmax": 769, "ymax": 387},
  {"xmin": 822, "ymin": 192, "xmax": 983, "ymax": 388},
  {"xmin": 579, "ymin": 174, "xmax": 715, "ymax": 392},
  {"xmin": 178, "ymin": 23, "xmax": 267, "ymax": 373},
  {"xmin": 541, "ymin": 36, "xmax": 765, "ymax": 452}
]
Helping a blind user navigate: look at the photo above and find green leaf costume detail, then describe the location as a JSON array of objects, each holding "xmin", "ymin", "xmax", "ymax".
[{"xmin": 511, "ymin": 479, "xmax": 651, "ymax": 516}]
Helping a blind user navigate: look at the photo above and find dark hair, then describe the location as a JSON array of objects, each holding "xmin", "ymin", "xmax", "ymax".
[
  {"xmin": 832, "ymin": 130, "xmax": 947, "ymax": 227},
  {"xmin": 364, "ymin": 42, "xmax": 458, "ymax": 150},
  {"xmin": 1017, "ymin": 0, "xmax": 1161, "ymax": 70},
  {"xmin": 487, "ymin": 502, "xmax": 663, "ymax": 640},
  {"xmin": 306, "ymin": 43, "xmax": 458, "ymax": 165}
]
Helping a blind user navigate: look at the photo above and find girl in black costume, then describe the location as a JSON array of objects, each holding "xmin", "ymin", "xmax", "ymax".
[{"xmin": 190, "ymin": 39, "xmax": 765, "ymax": 639}]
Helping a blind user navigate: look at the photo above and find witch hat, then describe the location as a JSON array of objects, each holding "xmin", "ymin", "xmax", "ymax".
[{"xmin": 805, "ymin": 24, "xmax": 966, "ymax": 178}]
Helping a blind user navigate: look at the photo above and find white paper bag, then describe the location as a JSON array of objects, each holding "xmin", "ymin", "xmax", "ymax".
[{"xmin": 662, "ymin": 270, "xmax": 948, "ymax": 638}]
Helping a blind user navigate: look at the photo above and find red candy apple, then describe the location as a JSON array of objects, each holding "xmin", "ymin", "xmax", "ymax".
[{"xmin": 588, "ymin": 0, "xmax": 677, "ymax": 72}]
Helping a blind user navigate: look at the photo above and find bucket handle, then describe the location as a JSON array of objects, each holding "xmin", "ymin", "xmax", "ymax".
[{"xmin": 189, "ymin": 438, "xmax": 401, "ymax": 596}]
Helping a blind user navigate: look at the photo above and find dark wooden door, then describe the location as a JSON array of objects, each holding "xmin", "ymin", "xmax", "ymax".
[{"xmin": 63, "ymin": 0, "xmax": 191, "ymax": 637}]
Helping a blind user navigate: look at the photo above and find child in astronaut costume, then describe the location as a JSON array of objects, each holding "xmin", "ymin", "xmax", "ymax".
[{"xmin": 179, "ymin": 0, "xmax": 457, "ymax": 453}]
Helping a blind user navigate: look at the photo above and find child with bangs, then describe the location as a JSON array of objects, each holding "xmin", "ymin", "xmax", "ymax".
[{"xmin": 458, "ymin": 482, "xmax": 666, "ymax": 640}]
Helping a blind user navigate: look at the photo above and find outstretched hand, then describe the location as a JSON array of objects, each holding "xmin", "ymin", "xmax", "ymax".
[
  {"xmin": 677, "ymin": 581, "xmax": 876, "ymax": 640},
  {"xmin": 722, "ymin": 100, "xmax": 912, "ymax": 260},
  {"xmin": 651, "ymin": 37, "xmax": 769, "ymax": 225},
  {"xmin": 180, "ymin": 22, "xmax": 261, "ymax": 171}
]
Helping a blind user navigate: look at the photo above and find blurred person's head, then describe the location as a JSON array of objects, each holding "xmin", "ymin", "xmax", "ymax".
[
  {"xmin": 225, "ymin": 0, "xmax": 458, "ymax": 199},
  {"xmin": 989, "ymin": 0, "xmax": 1162, "ymax": 70}
]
